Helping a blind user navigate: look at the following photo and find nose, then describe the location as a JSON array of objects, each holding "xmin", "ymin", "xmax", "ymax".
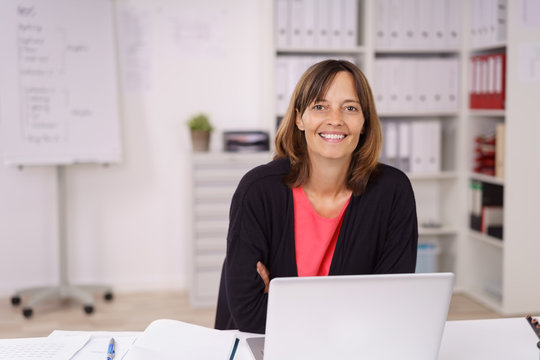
[{"xmin": 327, "ymin": 107, "xmax": 344, "ymax": 126}]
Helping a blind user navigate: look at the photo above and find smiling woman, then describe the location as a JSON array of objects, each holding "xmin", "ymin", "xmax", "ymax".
[{"xmin": 215, "ymin": 60, "xmax": 418, "ymax": 334}]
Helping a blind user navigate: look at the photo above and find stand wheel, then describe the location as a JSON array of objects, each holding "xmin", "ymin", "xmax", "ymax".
[
  {"xmin": 104, "ymin": 292, "xmax": 114, "ymax": 301},
  {"xmin": 22, "ymin": 307, "xmax": 33, "ymax": 318},
  {"xmin": 11, "ymin": 296, "xmax": 21, "ymax": 306},
  {"xmin": 83, "ymin": 305, "xmax": 94, "ymax": 314}
]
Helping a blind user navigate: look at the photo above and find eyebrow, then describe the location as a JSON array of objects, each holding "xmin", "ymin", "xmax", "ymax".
[{"xmin": 314, "ymin": 98, "xmax": 360, "ymax": 104}]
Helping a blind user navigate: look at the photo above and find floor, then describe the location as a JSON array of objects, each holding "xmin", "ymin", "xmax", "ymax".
[{"xmin": 0, "ymin": 290, "xmax": 501, "ymax": 339}]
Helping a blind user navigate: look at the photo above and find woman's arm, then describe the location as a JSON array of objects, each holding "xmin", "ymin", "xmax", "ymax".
[
  {"xmin": 224, "ymin": 183, "xmax": 271, "ymax": 334},
  {"xmin": 374, "ymin": 174, "xmax": 418, "ymax": 273}
]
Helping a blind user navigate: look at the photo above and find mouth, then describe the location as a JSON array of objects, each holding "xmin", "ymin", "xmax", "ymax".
[{"xmin": 319, "ymin": 132, "xmax": 347, "ymax": 140}]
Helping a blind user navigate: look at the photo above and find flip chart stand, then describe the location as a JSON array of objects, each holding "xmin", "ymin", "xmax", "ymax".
[{"xmin": 10, "ymin": 166, "xmax": 114, "ymax": 317}]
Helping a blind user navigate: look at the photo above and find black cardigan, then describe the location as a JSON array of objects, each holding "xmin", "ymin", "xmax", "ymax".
[{"xmin": 215, "ymin": 158, "xmax": 418, "ymax": 334}]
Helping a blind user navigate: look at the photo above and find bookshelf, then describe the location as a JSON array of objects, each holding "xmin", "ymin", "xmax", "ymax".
[
  {"xmin": 271, "ymin": 0, "xmax": 540, "ymax": 315},
  {"xmin": 188, "ymin": 0, "xmax": 540, "ymax": 315},
  {"xmin": 462, "ymin": 0, "xmax": 540, "ymax": 315}
]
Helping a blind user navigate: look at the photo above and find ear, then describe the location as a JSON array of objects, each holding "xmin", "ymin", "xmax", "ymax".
[{"xmin": 295, "ymin": 110, "xmax": 305, "ymax": 131}]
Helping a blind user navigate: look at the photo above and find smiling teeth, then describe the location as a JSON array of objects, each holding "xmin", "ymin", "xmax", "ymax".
[{"xmin": 320, "ymin": 133, "xmax": 345, "ymax": 139}]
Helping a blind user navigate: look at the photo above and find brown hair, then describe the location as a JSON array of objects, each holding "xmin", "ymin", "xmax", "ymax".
[{"xmin": 274, "ymin": 59, "xmax": 382, "ymax": 196}]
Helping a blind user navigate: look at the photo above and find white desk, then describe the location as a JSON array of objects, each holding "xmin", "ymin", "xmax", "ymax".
[
  {"xmin": 438, "ymin": 317, "xmax": 539, "ymax": 360},
  {"xmin": 232, "ymin": 317, "xmax": 540, "ymax": 360}
]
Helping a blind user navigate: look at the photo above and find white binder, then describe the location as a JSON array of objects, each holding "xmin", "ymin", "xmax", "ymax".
[
  {"xmin": 342, "ymin": 0, "xmax": 358, "ymax": 48},
  {"xmin": 275, "ymin": 56, "xmax": 289, "ymax": 115},
  {"xmin": 329, "ymin": 0, "xmax": 343, "ymax": 48},
  {"xmin": 375, "ymin": 0, "xmax": 391, "ymax": 49},
  {"xmin": 415, "ymin": 0, "xmax": 433, "ymax": 48},
  {"xmin": 425, "ymin": 120, "xmax": 442, "ymax": 173},
  {"xmin": 276, "ymin": 0, "xmax": 290, "ymax": 48},
  {"xmin": 388, "ymin": 0, "xmax": 404, "ymax": 49},
  {"xmin": 290, "ymin": 0, "xmax": 304, "ymax": 48},
  {"xmin": 432, "ymin": 0, "xmax": 446, "ymax": 49},
  {"xmin": 373, "ymin": 59, "xmax": 389, "ymax": 113},
  {"xmin": 410, "ymin": 120, "xmax": 440, "ymax": 174},
  {"xmin": 446, "ymin": 0, "xmax": 462, "ymax": 50},
  {"xmin": 317, "ymin": 0, "xmax": 331, "ymax": 48},
  {"xmin": 384, "ymin": 121, "xmax": 399, "ymax": 167},
  {"xmin": 442, "ymin": 58, "xmax": 460, "ymax": 111},
  {"xmin": 303, "ymin": 0, "xmax": 317, "ymax": 48},
  {"xmin": 398, "ymin": 121, "xmax": 411, "ymax": 172}
]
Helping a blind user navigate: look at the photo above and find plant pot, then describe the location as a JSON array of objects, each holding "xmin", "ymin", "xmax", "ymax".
[{"xmin": 190, "ymin": 130, "xmax": 211, "ymax": 152}]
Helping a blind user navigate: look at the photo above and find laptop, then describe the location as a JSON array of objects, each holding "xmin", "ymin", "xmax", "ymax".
[{"xmin": 247, "ymin": 272, "xmax": 454, "ymax": 360}]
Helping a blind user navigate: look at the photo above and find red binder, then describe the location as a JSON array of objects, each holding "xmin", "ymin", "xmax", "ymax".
[{"xmin": 469, "ymin": 53, "xmax": 506, "ymax": 110}]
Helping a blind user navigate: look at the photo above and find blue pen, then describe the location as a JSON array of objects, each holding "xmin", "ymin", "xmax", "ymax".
[{"xmin": 106, "ymin": 337, "xmax": 115, "ymax": 360}]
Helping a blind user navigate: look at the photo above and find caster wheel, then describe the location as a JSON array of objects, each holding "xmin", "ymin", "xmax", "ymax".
[
  {"xmin": 83, "ymin": 305, "xmax": 94, "ymax": 314},
  {"xmin": 104, "ymin": 292, "xmax": 114, "ymax": 301},
  {"xmin": 11, "ymin": 296, "xmax": 21, "ymax": 306},
  {"xmin": 22, "ymin": 307, "xmax": 33, "ymax": 318}
]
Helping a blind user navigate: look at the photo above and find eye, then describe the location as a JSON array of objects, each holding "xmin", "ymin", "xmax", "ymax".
[
  {"xmin": 345, "ymin": 105, "xmax": 358, "ymax": 111},
  {"xmin": 313, "ymin": 104, "xmax": 325, "ymax": 111}
]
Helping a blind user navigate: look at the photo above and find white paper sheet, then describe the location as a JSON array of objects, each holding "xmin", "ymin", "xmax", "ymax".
[
  {"xmin": 49, "ymin": 330, "xmax": 138, "ymax": 360},
  {"xmin": 123, "ymin": 319, "xmax": 237, "ymax": 360},
  {"xmin": 0, "ymin": 335, "xmax": 89, "ymax": 360}
]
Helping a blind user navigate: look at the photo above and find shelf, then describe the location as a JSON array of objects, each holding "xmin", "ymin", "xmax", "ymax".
[
  {"xmin": 192, "ymin": 151, "xmax": 272, "ymax": 164},
  {"xmin": 469, "ymin": 172, "xmax": 505, "ymax": 186},
  {"xmin": 379, "ymin": 111, "xmax": 459, "ymax": 118},
  {"xmin": 408, "ymin": 171, "xmax": 458, "ymax": 181},
  {"xmin": 419, "ymin": 226, "xmax": 457, "ymax": 236},
  {"xmin": 470, "ymin": 42, "xmax": 506, "ymax": 53},
  {"xmin": 469, "ymin": 230, "xmax": 504, "ymax": 249},
  {"xmin": 276, "ymin": 47, "xmax": 365, "ymax": 55},
  {"xmin": 468, "ymin": 109, "xmax": 506, "ymax": 117},
  {"xmin": 375, "ymin": 48, "xmax": 460, "ymax": 55}
]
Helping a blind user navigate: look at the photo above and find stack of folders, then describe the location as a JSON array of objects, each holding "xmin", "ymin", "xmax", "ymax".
[
  {"xmin": 469, "ymin": 180, "xmax": 504, "ymax": 240},
  {"xmin": 275, "ymin": 55, "xmax": 357, "ymax": 115},
  {"xmin": 473, "ymin": 124, "xmax": 505, "ymax": 178},
  {"xmin": 469, "ymin": 53, "xmax": 506, "ymax": 109},
  {"xmin": 474, "ymin": 132, "xmax": 497, "ymax": 176},
  {"xmin": 374, "ymin": 0, "xmax": 461, "ymax": 50},
  {"xmin": 380, "ymin": 119, "xmax": 441, "ymax": 174},
  {"xmin": 374, "ymin": 58, "xmax": 459, "ymax": 114},
  {"xmin": 469, "ymin": 0, "xmax": 507, "ymax": 48},
  {"xmin": 275, "ymin": 0, "xmax": 358, "ymax": 49}
]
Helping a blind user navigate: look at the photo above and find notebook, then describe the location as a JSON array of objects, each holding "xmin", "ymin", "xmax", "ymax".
[{"xmin": 247, "ymin": 272, "xmax": 455, "ymax": 360}]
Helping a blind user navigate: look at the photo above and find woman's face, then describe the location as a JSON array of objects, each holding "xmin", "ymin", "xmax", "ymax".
[{"xmin": 296, "ymin": 71, "xmax": 365, "ymax": 164}]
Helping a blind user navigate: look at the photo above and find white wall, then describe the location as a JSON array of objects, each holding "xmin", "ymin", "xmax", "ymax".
[{"xmin": 0, "ymin": 0, "xmax": 273, "ymax": 296}]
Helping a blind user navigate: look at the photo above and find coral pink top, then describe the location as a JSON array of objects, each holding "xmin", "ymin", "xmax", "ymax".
[{"xmin": 292, "ymin": 186, "xmax": 350, "ymax": 276}]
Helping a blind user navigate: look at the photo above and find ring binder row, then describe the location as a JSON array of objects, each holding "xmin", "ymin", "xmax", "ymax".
[
  {"xmin": 374, "ymin": 0, "xmax": 461, "ymax": 51},
  {"xmin": 373, "ymin": 58, "xmax": 460, "ymax": 114},
  {"xmin": 275, "ymin": 55, "xmax": 357, "ymax": 115},
  {"xmin": 275, "ymin": 0, "xmax": 358, "ymax": 50},
  {"xmin": 469, "ymin": 53, "xmax": 506, "ymax": 110},
  {"xmin": 469, "ymin": 0, "xmax": 507, "ymax": 48},
  {"xmin": 380, "ymin": 119, "xmax": 441, "ymax": 175}
]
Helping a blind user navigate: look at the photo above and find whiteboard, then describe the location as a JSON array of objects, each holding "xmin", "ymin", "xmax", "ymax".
[{"xmin": 0, "ymin": 0, "xmax": 121, "ymax": 165}]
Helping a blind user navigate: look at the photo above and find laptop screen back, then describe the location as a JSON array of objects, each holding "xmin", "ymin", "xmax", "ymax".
[{"xmin": 263, "ymin": 273, "xmax": 454, "ymax": 360}]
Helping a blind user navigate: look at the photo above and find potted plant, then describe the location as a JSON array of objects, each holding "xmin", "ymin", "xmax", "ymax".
[{"xmin": 187, "ymin": 113, "xmax": 213, "ymax": 152}]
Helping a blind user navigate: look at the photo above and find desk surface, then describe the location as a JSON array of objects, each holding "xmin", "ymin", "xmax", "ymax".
[
  {"xmin": 233, "ymin": 317, "xmax": 540, "ymax": 360},
  {"xmin": 438, "ymin": 317, "xmax": 539, "ymax": 360}
]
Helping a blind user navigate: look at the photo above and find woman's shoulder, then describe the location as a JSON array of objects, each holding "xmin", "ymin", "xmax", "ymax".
[
  {"xmin": 236, "ymin": 157, "xmax": 290, "ymax": 193},
  {"xmin": 369, "ymin": 163, "xmax": 413, "ymax": 189}
]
